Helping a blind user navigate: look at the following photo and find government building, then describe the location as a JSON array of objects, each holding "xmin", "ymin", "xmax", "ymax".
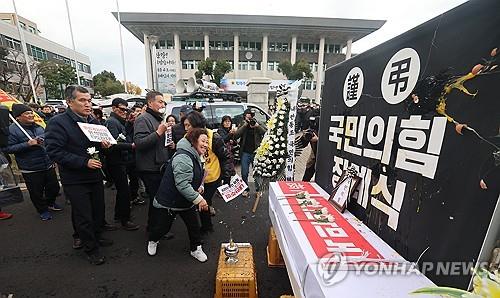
[
  {"xmin": 0, "ymin": 13, "xmax": 93, "ymax": 99},
  {"xmin": 115, "ymin": 13, "xmax": 384, "ymax": 101}
]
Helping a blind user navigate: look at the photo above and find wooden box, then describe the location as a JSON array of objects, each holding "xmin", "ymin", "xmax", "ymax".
[
  {"xmin": 267, "ymin": 227, "xmax": 285, "ymax": 267},
  {"xmin": 215, "ymin": 243, "xmax": 258, "ymax": 298}
]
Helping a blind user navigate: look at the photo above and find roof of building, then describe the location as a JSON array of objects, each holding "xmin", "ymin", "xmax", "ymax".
[{"xmin": 113, "ymin": 12, "xmax": 385, "ymax": 44}]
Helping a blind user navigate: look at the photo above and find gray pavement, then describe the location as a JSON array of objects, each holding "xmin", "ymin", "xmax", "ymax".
[{"xmin": 0, "ymin": 148, "xmax": 313, "ymax": 297}]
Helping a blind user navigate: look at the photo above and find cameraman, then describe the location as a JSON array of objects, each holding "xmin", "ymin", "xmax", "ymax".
[
  {"xmin": 234, "ymin": 109, "xmax": 266, "ymax": 197},
  {"xmin": 302, "ymin": 114, "xmax": 320, "ymax": 182}
]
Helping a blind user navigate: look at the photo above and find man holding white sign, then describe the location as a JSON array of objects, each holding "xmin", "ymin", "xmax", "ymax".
[{"xmin": 45, "ymin": 85, "xmax": 113, "ymax": 265}]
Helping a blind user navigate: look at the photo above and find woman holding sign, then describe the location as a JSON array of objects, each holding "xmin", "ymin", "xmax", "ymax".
[{"xmin": 147, "ymin": 128, "xmax": 209, "ymax": 262}]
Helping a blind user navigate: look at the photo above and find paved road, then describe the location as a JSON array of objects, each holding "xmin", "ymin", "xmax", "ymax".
[{"xmin": 0, "ymin": 146, "xmax": 313, "ymax": 298}]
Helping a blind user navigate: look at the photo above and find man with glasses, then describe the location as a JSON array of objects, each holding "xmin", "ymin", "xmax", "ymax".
[
  {"xmin": 3, "ymin": 104, "xmax": 62, "ymax": 221},
  {"xmin": 104, "ymin": 98, "xmax": 139, "ymax": 231}
]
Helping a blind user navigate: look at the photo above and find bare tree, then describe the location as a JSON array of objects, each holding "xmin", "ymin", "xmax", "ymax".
[{"xmin": 5, "ymin": 48, "xmax": 44, "ymax": 103}]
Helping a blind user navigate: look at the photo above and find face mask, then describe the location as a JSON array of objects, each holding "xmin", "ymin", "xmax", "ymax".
[{"xmin": 158, "ymin": 107, "xmax": 166, "ymax": 114}]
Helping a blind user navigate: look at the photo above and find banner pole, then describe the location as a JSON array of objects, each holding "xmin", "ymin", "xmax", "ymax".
[
  {"xmin": 9, "ymin": 113, "xmax": 32, "ymax": 140},
  {"xmin": 64, "ymin": 0, "xmax": 81, "ymax": 86},
  {"xmin": 116, "ymin": 0, "xmax": 128, "ymax": 93},
  {"xmin": 11, "ymin": 0, "xmax": 38, "ymax": 104}
]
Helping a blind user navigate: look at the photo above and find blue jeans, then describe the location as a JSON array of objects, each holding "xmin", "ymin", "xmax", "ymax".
[{"xmin": 240, "ymin": 152, "xmax": 254, "ymax": 190}]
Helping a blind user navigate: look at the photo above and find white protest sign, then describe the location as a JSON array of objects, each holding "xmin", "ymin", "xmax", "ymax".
[
  {"xmin": 77, "ymin": 123, "xmax": 117, "ymax": 145},
  {"xmin": 165, "ymin": 127, "xmax": 173, "ymax": 146},
  {"xmin": 286, "ymin": 79, "xmax": 302, "ymax": 181},
  {"xmin": 217, "ymin": 174, "xmax": 248, "ymax": 203}
]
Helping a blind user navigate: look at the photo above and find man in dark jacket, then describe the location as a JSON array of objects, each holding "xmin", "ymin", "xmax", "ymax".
[
  {"xmin": 171, "ymin": 105, "xmax": 192, "ymax": 145},
  {"xmin": 234, "ymin": 108, "xmax": 266, "ymax": 197},
  {"xmin": 104, "ymin": 98, "xmax": 139, "ymax": 231},
  {"xmin": 45, "ymin": 85, "xmax": 112, "ymax": 265},
  {"xmin": 2, "ymin": 104, "xmax": 61, "ymax": 221},
  {"xmin": 126, "ymin": 103, "xmax": 145, "ymax": 205},
  {"xmin": 133, "ymin": 91, "xmax": 170, "ymax": 231}
]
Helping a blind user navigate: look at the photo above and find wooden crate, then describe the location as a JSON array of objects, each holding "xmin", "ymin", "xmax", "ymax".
[
  {"xmin": 267, "ymin": 227, "xmax": 285, "ymax": 268},
  {"xmin": 215, "ymin": 243, "xmax": 258, "ymax": 298}
]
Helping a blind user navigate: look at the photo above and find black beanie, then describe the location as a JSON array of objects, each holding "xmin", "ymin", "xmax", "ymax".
[{"xmin": 12, "ymin": 104, "xmax": 31, "ymax": 118}]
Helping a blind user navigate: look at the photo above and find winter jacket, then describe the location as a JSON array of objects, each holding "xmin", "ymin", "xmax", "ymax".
[
  {"xmin": 2, "ymin": 123, "xmax": 53, "ymax": 172},
  {"xmin": 217, "ymin": 127, "xmax": 234, "ymax": 144},
  {"xmin": 105, "ymin": 112, "xmax": 134, "ymax": 165},
  {"xmin": 234, "ymin": 121, "xmax": 266, "ymax": 156},
  {"xmin": 133, "ymin": 109, "xmax": 170, "ymax": 172},
  {"xmin": 204, "ymin": 129, "xmax": 235, "ymax": 183},
  {"xmin": 172, "ymin": 122, "xmax": 185, "ymax": 144},
  {"xmin": 45, "ymin": 108, "xmax": 104, "ymax": 185},
  {"xmin": 154, "ymin": 137, "xmax": 203, "ymax": 210}
]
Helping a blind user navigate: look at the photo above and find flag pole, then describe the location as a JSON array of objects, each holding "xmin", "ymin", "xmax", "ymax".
[
  {"xmin": 11, "ymin": 0, "xmax": 39, "ymax": 104},
  {"xmin": 116, "ymin": 0, "xmax": 128, "ymax": 93},
  {"xmin": 64, "ymin": 0, "xmax": 81, "ymax": 85}
]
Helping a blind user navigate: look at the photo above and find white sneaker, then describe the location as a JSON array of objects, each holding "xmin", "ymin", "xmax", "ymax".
[
  {"xmin": 242, "ymin": 190, "xmax": 249, "ymax": 198},
  {"xmin": 147, "ymin": 241, "xmax": 158, "ymax": 256},
  {"xmin": 190, "ymin": 245, "xmax": 208, "ymax": 262}
]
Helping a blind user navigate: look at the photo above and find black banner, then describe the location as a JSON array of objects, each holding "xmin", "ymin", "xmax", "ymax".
[{"xmin": 316, "ymin": 0, "xmax": 500, "ymax": 288}]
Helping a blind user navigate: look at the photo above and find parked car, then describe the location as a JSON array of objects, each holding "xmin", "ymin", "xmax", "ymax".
[
  {"xmin": 44, "ymin": 99, "xmax": 68, "ymax": 108},
  {"xmin": 166, "ymin": 100, "xmax": 270, "ymax": 129},
  {"xmin": 93, "ymin": 95, "xmax": 146, "ymax": 116}
]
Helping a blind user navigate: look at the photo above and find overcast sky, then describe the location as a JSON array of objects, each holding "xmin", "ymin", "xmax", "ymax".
[{"xmin": 0, "ymin": 0, "xmax": 467, "ymax": 90}]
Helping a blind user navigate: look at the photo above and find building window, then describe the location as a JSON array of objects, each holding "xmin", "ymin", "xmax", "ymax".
[
  {"xmin": 267, "ymin": 61, "xmax": 280, "ymax": 71},
  {"xmin": 268, "ymin": 42, "xmax": 290, "ymax": 52},
  {"xmin": 325, "ymin": 44, "xmax": 342, "ymax": 54},
  {"xmin": 239, "ymin": 41, "xmax": 261, "ymax": 51},
  {"xmin": 296, "ymin": 43, "xmax": 320, "ymax": 53},
  {"xmin": 181, "ymin": 60, "xmax": 200, "ymax": 70},
  {"xmin": 209, "ymin": 40, "xmax": 233, "ymax": 50},
  {"xmin": 238, "ymin": 61, "xmax": 261, "ymax": 70},
  {"xmin": 29, "ymin": 45, "xmax": 47, "ymax": 61},
  {"xmin": 159, "ymin": 39, "xmax": 174, "ymax": 49},
  {"xmin": 19, "ymin": 22, "xmax": 26, "ymax": 30},
  {"xmin": 181, "ymin": 40, "xmax": 204, "ymax": 50},
  {"xmin": 5, "ymin": 36, "xmax": 21, "ymax": 51},
  {"xmin": 28, "ymin": 26, "xmax": 36, "ymax": 34},
  {"xmin": 304, "ymin": 80, "xmax": 317, "ymax": 90},
  {"xmin": 2, "ymin": 19, "xmax": 12, "ymax": 25}
]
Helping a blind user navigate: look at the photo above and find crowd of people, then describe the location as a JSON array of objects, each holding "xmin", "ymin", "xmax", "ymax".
[{"xmin": 0, "ymin": 85, "xmax": 321, "ymax": 265}]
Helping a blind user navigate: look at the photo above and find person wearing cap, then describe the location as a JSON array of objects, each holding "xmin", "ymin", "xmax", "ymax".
[
  {"xmin": 104, "ymin": 98, "xmax": 140, "ymax": 231},
  {"xmin": 172, "ymin": 104, "xmax": 193, "ymax": 145},
  {"xmin": 234, "ymin": 108, "xmax": 266, "ymax": 197},
  {"xmin": 2, "ymin": 104, "xmax": 62, "ymax": 221}
]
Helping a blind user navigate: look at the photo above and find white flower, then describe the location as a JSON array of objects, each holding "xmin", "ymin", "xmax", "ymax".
[
  {"xmin": 279, "ymin": 115, "xmax": 284, "ymax": 120},
  {"xmin": 268, "ymin": 139, "xmax": 274, "ymax": 145},
  {"xmin": 269, "ymin": 145, "xmax": 274, "ymax": 151},
  {"xmin": 282, "ymin": 143, "xmax": 287, "ymax": 148},
  {"xmin": 279, "ymin": 111, "xmax": 285, "ymax": 115},
  {"xmin": 117, "ymin": 133, "xmax": 126, "ymax": 141},
  {"xmin": 327, "ymin": 214, "xmax": 335, "ymax": 223},
  {"xmin": 87, "ymin": 147, "xmax": 98, "ymax": 155},
  {"xmin": 280, "ymin": 150, "xmax": 285, "ymax": 155},
  {"xmin": 277, "ymin": 128, "xmax": 283, "ymax": 135},
  {"xmin": 278, "ymin": 121, "xmax": 284, "ymax": 127},
  {"xmin": 321, "ymin": 207, "xmax": 328, "ymax": 215},
  {"xmin": 265, "ymin": 160, "xmax": 271, "ymax": 164},
  {"xmin": 272, "ymin": 170, "xmax": 277, "ymax": 176},
  {"xmin": 271, "ymin": 159, "xmax": 277, "ymax": 164},
  {"xmin": 278, "ymin": 158, "xmax": 284, "ymax": 164},
  {"xmin": 280, "ymin": 137, "xmax": 285, "ymax": 142}
]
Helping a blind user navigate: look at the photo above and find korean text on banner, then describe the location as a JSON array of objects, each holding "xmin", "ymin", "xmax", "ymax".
[
  {"xmin": 217, "ymin": 175, "xmax": 248, "ymax": 203},
  {"xmin": 77, "ymin": 123, "xmax": 117, "ymax": 145}
]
